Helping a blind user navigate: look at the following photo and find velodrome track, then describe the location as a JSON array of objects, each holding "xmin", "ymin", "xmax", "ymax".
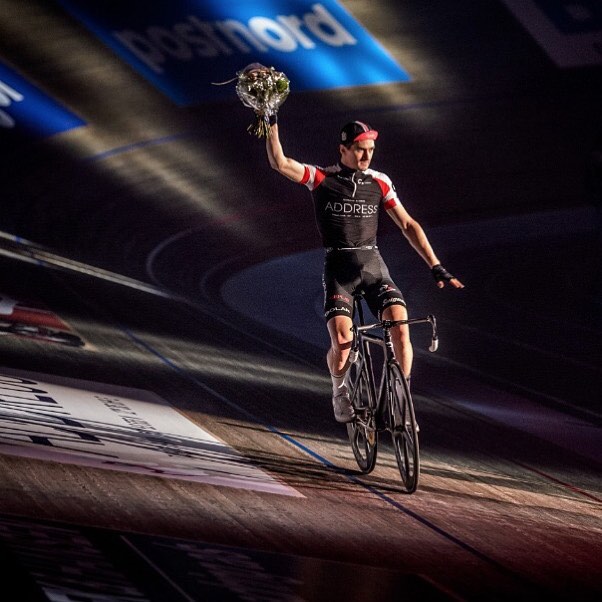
[{"xmin": 0, "ymin": 1, "xmax": 601, "ymax": 600}]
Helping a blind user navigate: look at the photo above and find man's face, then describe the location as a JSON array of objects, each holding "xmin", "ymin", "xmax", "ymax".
[{"xmin": 340, "ymin": 140, "xmax": 375, "ymax": 171}]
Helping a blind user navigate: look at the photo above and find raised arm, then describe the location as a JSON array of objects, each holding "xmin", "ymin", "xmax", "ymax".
[
  {"xmin": 386, "ymin": 204, "xmax": 465, "ymax": 289},
  {"xmin": 265, "ymin": 122, "xmax": 306, "ymax": 183}
]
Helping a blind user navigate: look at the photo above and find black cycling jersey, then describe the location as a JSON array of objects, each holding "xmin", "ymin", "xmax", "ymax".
[
  {"xmin": 299, "ymin": 162, "xmax": 406, "ymax": 321},
  {"xmin": 300, "ymin": 162, "xmax": 401, "ymax": 248}
]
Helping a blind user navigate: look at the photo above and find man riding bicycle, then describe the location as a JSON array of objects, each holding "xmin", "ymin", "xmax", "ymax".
[{"xmin": 265, "ymin": 118, "xmax": 464, "ymax": 423}]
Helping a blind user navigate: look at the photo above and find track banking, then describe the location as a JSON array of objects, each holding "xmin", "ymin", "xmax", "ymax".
[{"xmin": 113, "ymin": 3, "xmax": 357, "ymax": 74}]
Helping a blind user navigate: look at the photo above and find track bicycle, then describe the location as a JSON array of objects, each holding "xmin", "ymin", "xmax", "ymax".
[{"xmin": 346, "ymin": 295, "xmax": 438, "ymax": 493}]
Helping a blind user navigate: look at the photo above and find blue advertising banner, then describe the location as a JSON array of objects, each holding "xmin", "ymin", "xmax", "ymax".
[
  {"xmin": 56, "ymin": 0, "xmax": 411, "ymax": 106},
  {"xmin": 0, "ymin": 61, "xmax": 85, "ymax": 137}
]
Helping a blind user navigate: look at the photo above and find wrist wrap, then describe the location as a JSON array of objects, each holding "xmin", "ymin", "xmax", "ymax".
[{"xmin": 431, "ymin": 264, "xmax": 454, "ymax": 282}]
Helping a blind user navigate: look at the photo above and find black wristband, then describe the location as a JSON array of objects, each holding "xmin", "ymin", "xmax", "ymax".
[
  {"xmin": 431, "ymin": 264, "xmax": 454, "ymax": 282},
  {"xmin": 268, "ymin": 113, "xmax": 278, "ymax": 126}
]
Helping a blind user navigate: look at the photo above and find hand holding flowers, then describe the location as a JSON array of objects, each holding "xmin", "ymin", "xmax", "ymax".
[{"xmin": 214, "ymin": 63, "xmax": 290, "ymax": 138}]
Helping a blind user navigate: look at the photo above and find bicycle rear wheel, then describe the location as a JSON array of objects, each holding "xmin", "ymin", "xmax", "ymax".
[
  {"xmin": 346, "ymin": 357, "xmax": 377, "ymax": 473},
  {"xmin": 388, "ymin": 362, "xmax": 420, "ymax": 493}
]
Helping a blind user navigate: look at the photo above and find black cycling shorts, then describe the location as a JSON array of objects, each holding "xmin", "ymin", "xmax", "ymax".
[{"xmin": 322, "ymin": 248, "xmax": 406, "ymax": 322}]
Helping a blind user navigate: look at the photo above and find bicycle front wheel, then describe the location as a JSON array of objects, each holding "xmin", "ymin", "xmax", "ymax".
[
  {"xmin": 388, "ymin": 362, "xmax": 420, "ymax": 493},
  {"xmin": 346, "ymin": 357, "xmax": 377, "ymax": 473}
]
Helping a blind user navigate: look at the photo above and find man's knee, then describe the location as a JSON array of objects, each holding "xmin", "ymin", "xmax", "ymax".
[
  {"xmin": 382, "ymin": 305, "xmax": 410, "ymax": 342},
  {"xmin": 389, "ymin": 322, "xmax": 411, "ymax": 348},
  {"xmin": 333, "ymin": 328, "xmax": 353, "ymax": 351},
  {"xmin": 327, "ymin": 316, "xmax": 353, "ymax": 352}
]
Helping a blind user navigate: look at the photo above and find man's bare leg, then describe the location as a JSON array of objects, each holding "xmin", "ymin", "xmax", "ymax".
[
  {"xmin": 382, "ymin": 304, "xmax": 413, "ymax": 379},
  {"xmin": 326, "ymin": 315, "xmax": 355, "ymax": 422}
]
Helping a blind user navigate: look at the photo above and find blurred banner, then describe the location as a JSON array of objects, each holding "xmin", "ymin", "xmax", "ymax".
[
  {"xmin": 56, "ymin": 0, "xmax": 411, "ymax": 106},
  {"xmin": 0, "ymin": 367, "xmax": 301, "ymax": 496},
  {"xmin": 501, "ymin": 0, "xmax": 602, "ymax": 67},
  {"xmin": 0, "ymin": 60, "xmax": 85, "ymax": 142}
]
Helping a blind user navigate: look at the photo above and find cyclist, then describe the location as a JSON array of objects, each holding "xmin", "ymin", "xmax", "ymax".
[{"xmin": 265, "ymin": 118, "xmax": 464, "ymax": 422}]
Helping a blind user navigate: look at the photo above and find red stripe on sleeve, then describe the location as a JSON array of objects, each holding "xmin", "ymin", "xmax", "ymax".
[
  {"xmin": 384, "ymin": 198, "xmax": 400, "ymax": 210},
  {"xmin": 375, "ymin": 177, "xmax": 390, "ymax": 197},
  {"xmin": 300, "ymin": 166, "xmax": 310, "ymax": 185},
  {"xmin": 314, "ymin": 168, "xmax": 326, "ymax": 187}
]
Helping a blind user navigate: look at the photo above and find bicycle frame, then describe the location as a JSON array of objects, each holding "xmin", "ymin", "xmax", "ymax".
[
  {"xmin": 346, "ymin": 296, "xmax": 437, "ymax": 491},
  {"xmin": 358, "ymin": 327, "xmax": 398, "ymax": 426},
  {"xmin": 350, "ymin": 298, "xmax": 438, "ymax": 424}
]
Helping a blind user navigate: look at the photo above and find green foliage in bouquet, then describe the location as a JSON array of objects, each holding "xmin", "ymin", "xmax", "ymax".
[{"xmin": 235, "ymin": 63, "xmax": 290, "ymax": 138}]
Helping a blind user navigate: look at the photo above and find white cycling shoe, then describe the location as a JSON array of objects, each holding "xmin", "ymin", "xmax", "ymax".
[{"xmin": 332, "ymin": 388, "xmax": 355, "ymax": 423}]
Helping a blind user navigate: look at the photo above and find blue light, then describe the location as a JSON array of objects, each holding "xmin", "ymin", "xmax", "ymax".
[{"xmin": 0, "ymin": 61, "xmax": 85, "ymax": 139}]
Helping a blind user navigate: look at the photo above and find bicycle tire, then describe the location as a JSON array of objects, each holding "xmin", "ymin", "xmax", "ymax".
[
  {"xmin": 346, "ymin": 355, "xmax": 377, "ymax": 473},
  {"xmin": 388, "ymin": 362, "xmax": 420, "ymax": 493}
]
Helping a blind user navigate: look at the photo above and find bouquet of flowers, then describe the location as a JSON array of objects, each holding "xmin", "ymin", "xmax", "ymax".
[{"xmin": 214, "ymin": 63, "xmax": 290, "ymax": 138}]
